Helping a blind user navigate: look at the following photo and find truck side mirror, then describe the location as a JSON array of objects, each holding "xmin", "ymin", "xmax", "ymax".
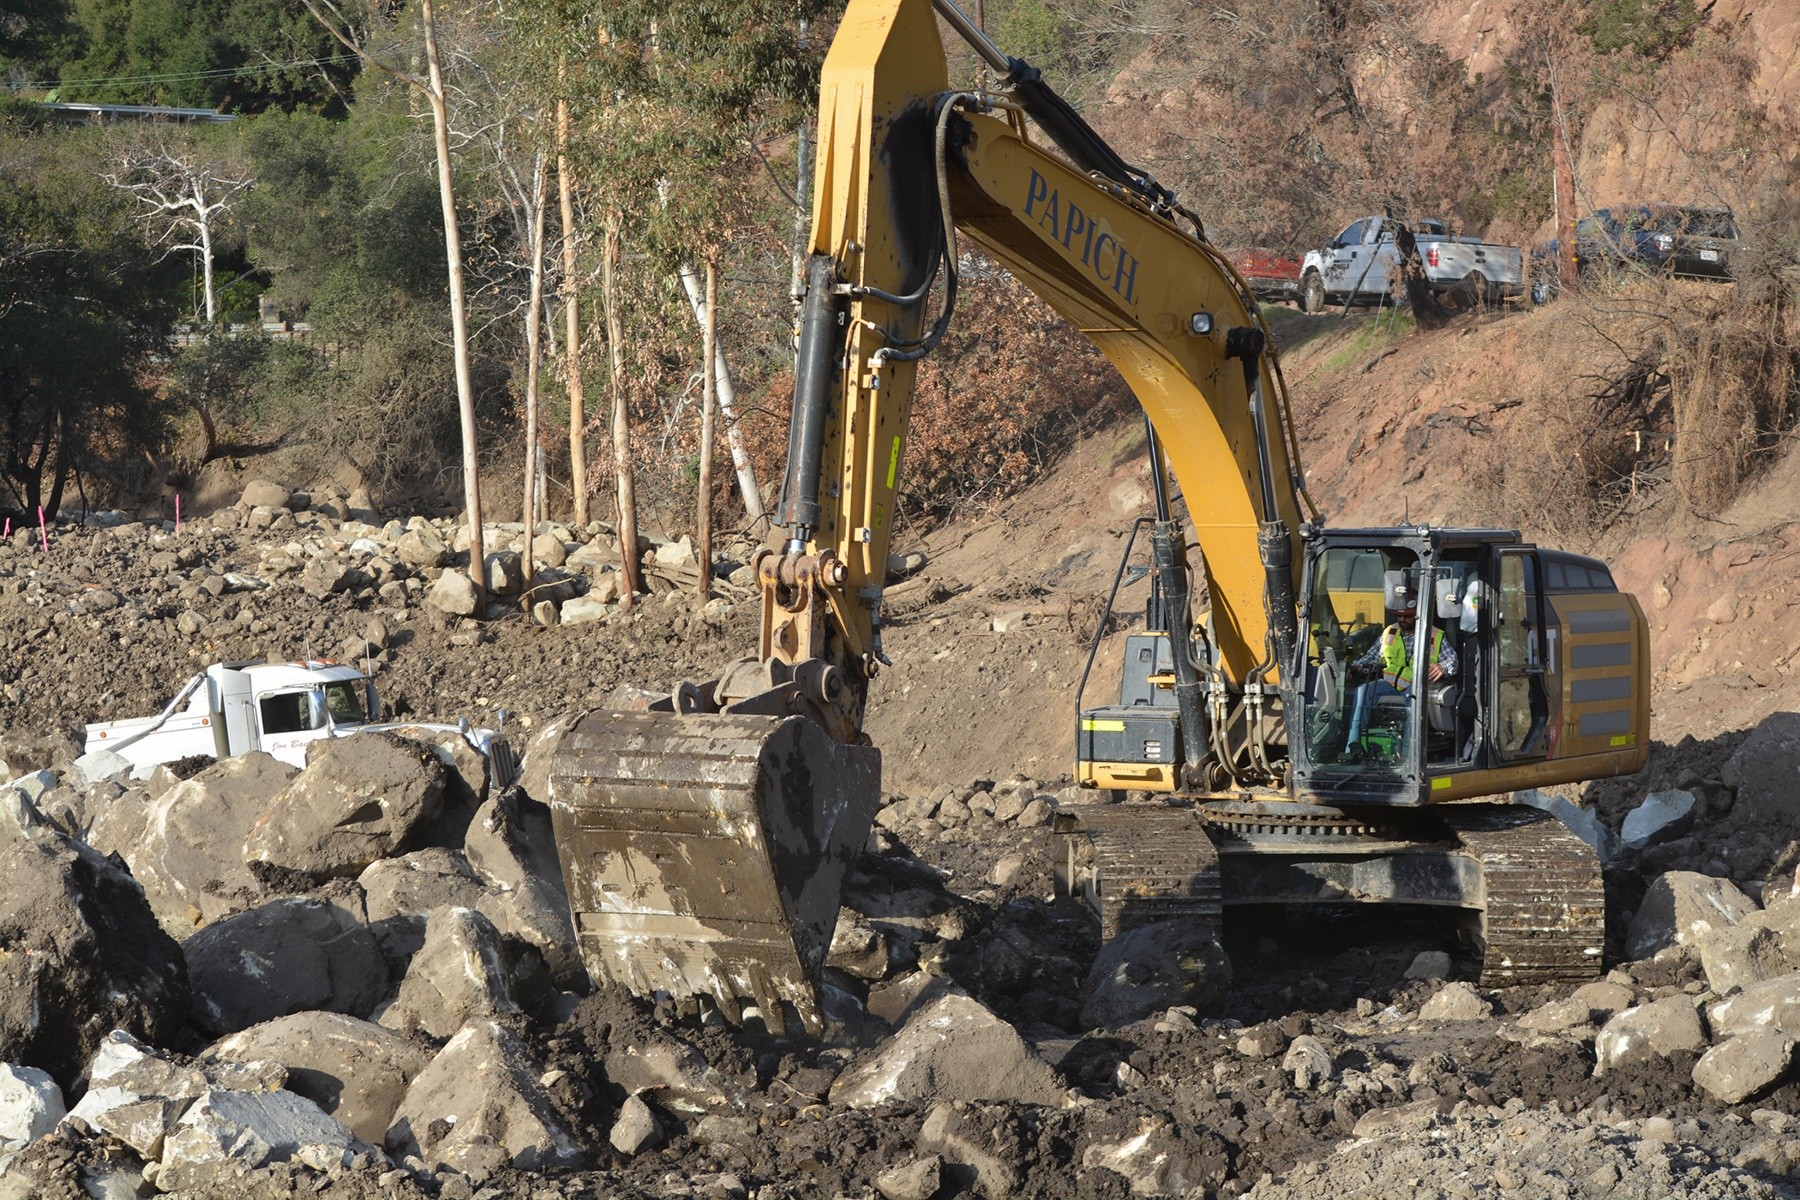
[{"xmin": 365, "ymin": 681, "xmax": 381, "ymax": 721}]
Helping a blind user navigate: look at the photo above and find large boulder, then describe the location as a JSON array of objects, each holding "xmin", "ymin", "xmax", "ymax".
[
  {"xmin": 124, "ymin": 752, "xmax": 296, "ymax": 935},
  {"xmin": 378, "ymin": 907, "xmax": 518, "ymax": 1041},
  {"xmin": 383, "ymin": 726, "xmax": 493, "ymax": 847},
  {"xmin": 829, "ymin": 993, "xmax": 1066, "ymax": 1109},
  {"xmin": 300, "ymin": 556, "xmax": 355, "ymax": 599},
  {"xmin": 357, "ymin": 848, "xmax": 489, "ymax": 968},
  {"xmin": 463, "ymin": 791, "xmax": 579, "ymax": 983},
  {"xmin": 463, "ymin": 791, "xmax": 562, "ymax": 893},
  {"xmin": 158, "ymin": 1087, "xmax": 376, "ymax": 1191},
  {"xmin": 1692, "ymin": 1030, "xmax": 1796, "ymax": 1105},
  {"xmin": 1593, "ymin": 995, "xmax": 1707, "ymax": 1076},
  {"xmin": 427, "ymin": 570, "xmax": 479, "ymax": 617},
  {"xmin": 65, "ymin": 1030, "xmax": 210, "ymax": 1159},
  {"xmin": 394, "ymin": 524, "xmax": 448, "ymax": 569},
  {"xmin": 386, "ymin": 1019, "xmax": 585, "ymax": 1172},
  {"xmin": 1420, "ymin": 981, "xmax": 1493, "ymax": 1021},
  {"xmin": 204, "ymin": 1012, "xmax": 431, "ymax": 1146},
  {"xmin": 0, "ymin": 1065, "xmax": 63, "ymax": 1150},
  {"xmin": 1620, "ymin": 789, "xmax": 1698, "ymax": 851},
  {"xmin": 68, "ymin": 749, "xmax": 133, "ymax": 791},
  {"xmin": 1710, "ymin": 974, "xmax": 1800, "ymax": 1040},
  {"xmin": 1082, "ymin": 1112, "xmax": 1230, "ymax": 1197},
  {"xmin": 917, "ymin": 1103, "xmax": 1025, "ymax": 1197},
  {"xmin": 1696, "ymin": 912, "xmax": 1800, "ymax": 996},
  {"xmin": 604, "ymin": 1033, "xmax": 740, "ymax": 1117},
  {"xmin": 1715, "ymin": 713, "xmax": 1800, "ymax": 879},
  {"xmin": 1079, "ymin": 919, "xmax": 1232, "ymax": 1029},
  {"xmin": 244, "ymin": 732, "xmax": 448, "ymax": 880},
  {"xmin": 0, "ymin": 795, "xmax": 189, "ymax": 1092},
  {"xmin": 609, "ymin": 1094, "xmax": 662, "ymax": 1155},
  {"xmin": 84, "ymin": 782, "xmax": 152, "ymax": 860},
  {"xmin": 1624, "ymin": 871, "xmax": 1759, "ymax": 962},
  {"xmin": 240, "ymin": 480, "xmax": 292, "ymax": 509},
  {"xmin": 184, "ymin": 896, "xmax": 387, "ymax": 1035}
]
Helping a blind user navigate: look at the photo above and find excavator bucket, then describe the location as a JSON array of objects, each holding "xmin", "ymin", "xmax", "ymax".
[{"xmin": 545, "ymin": 709, "xmax": 881, "ymax": 1034}]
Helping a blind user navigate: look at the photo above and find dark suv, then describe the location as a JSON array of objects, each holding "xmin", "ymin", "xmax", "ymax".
[
  {"xmin": 1632, "ymin": 204, "xmax": 1738, "ymax": 278},
  {"xmin": 1531, "ymin": 205, "xmax": 1738, "ymax": 300}
]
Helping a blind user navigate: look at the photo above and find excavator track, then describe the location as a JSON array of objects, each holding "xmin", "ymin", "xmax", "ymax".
[
  {"xmin": 1054, "ymin": 805, "xmax": 1222, "ymax": 940},
  {"xmin": 1441, "ymin": 804, "xmax": 1605, "ymax": 985}
]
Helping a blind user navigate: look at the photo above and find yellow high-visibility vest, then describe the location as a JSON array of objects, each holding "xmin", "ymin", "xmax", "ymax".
[{"xmin": 1379, "ymin": 625, "xmax": 1442, "ymax": 689}]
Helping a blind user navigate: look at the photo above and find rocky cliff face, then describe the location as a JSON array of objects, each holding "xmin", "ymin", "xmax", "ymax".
[
  {"xmin": 1101, "ymin": 0, "xmax": 1800, "ymax": 245},
  {"xmin": 1415, "ymin": 0, "xmax": 1800, "ymax": 222}
]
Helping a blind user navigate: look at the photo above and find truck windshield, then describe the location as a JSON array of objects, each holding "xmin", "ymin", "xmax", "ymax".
[
  {"xmin": 323, "ymin": 681, "xmax": 367, "ymax": 725},
  {"xmin": 1300, "ymin": 546, "xmax": 1423, "ymax": 776}
]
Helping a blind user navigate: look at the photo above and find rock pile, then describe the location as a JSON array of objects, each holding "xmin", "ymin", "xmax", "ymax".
[
  {"xmin": 0, "ymin": 484, "xmax": 771, "ymax": 757},
  {"xmin": 8, "ymin": 728, "xmax": 1800, "ymax": 1198},
  {"xmin": 5, "ymin": 483, "xmax": 1800, "ymax": 1198}
]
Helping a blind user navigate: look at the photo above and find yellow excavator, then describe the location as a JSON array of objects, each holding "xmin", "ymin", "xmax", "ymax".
[{"xmin": 545, "ymin": 0, "xmax": 1651, "ymax": 1033}]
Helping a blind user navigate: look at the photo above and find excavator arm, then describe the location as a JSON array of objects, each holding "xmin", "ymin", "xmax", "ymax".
[
  {"xmin": 780, "ymin": 0, "xmax": 1316, "ymax": 769},
  {"xmin": 546, "ymin": 0, "xmax": 1319, "ymax": 1031}
]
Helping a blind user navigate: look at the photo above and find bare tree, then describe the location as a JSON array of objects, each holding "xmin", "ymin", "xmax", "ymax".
[
  {"xmin": 557, "ymin": 91, "xmax": 590, "ymax": 530},
  {"xmin": 602, "ymin": 211, "xmax": 640, "ymax": 607},
  {"xmin": 102, "ymin": 146, "xmax": 252, "ymax": 324},
  {"xmin": 305, "ymin": 0, "xmax": 487, "ymax": 605},
  {"xmin": 677, "ymin": 263, "xmax": 764, "ymax": 523},
  {"xmin": 696, "ymin": 258, "xmax": 717, "ymax": 596},
  {"xmin": 519, "ymin": 150, "xmax": 550, "ymax": 591}
]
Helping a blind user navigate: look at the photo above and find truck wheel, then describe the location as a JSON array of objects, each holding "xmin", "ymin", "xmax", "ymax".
[{"xmin": 1301, "ymin": 271, "xmax": 1325, "ymax": 315}]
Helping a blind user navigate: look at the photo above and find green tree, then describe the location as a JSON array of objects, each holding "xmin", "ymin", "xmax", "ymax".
[
  {"xmin": 0, "ymin": 117, "xmax": 180, "ymax": 517},
  {"xmin": 51, "ymin": 0, "xmax": 356, "ymax": 112},
  {"xmin": 0, "ymin": 0, "xmax": 82, "ymax": 88}
]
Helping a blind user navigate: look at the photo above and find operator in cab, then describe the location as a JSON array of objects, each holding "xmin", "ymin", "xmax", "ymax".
[{"xmin": 1343, "ymin": 576, "xmax": 1457, "ymax": 756}]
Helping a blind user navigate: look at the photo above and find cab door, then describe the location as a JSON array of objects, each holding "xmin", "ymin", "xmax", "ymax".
[
  {"xmin": 1492, "ymin": 547, "xmax": 1550, "ymax": 761},
  {"xmin": 1328, "ymin": 219, "xmax": 1370, "ymax": 292}
]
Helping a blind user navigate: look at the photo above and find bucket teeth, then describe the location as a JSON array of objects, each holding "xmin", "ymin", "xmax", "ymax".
[{"xmin": 546, "ymin": 710, "xmax": 881, "ymax": 1033}]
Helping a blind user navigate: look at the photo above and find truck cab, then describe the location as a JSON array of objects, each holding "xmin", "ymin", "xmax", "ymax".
[
  {"xmin": 220, "ymin": 661, "xmax": 376, "ymax": 769},
  {"xmin": 85, "ymin": 660, "xmax": 379, "ymax": 778}
]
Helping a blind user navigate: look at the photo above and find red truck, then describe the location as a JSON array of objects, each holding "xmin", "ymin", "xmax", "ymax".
[{"xmin": 1226, "ymin": 247, "xmax": 1303, "ymax": 305}]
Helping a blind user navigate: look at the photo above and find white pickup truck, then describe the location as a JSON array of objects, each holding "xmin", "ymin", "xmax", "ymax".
[
  {"xmin": 83, "ymin": 660, "xmax": 517, "ymax": 783},
  {"xmin": 1300, "ymin": 216, "xmax": 1524, "ymax": 313}
]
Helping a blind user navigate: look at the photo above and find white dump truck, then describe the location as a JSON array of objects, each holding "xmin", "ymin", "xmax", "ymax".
[{"xmin": 83, "ymin": 660, "xmax": 517, "ymax": 782}]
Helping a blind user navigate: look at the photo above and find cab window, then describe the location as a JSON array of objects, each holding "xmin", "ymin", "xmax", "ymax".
[
  {"xmin": 259, "ymin": 690, "xmax": 326, "ymax": 735},
  {"xmin": 1303, "ymin": 546, "xmax": 1422, "ymax": 772}
]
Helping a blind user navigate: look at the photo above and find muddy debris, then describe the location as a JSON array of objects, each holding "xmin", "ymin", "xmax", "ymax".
[{"xmin": 3, "ymin": 504, "xmax": 1800, "ymax": 1196}]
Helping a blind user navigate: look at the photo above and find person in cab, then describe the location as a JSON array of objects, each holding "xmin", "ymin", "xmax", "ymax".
[{"xmin": 1344, "ymin": 578, "xmax": 1457, "ymax": 754}]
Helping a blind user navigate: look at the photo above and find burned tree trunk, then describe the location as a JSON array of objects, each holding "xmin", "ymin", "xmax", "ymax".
[{"xmin": 1393, "ymin": 223, "xmax": 1452, "ymax": 330}]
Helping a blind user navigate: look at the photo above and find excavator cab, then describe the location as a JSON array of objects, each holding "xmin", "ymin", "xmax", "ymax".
[{"xmin": 1291, "ymin": 527, "xmax": 1650, "ymax": 807}]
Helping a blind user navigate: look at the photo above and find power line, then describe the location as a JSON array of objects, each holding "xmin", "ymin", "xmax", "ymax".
[{"xmin": 13, "ymin": 46, "xmax": 415, "ymax": 95}]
